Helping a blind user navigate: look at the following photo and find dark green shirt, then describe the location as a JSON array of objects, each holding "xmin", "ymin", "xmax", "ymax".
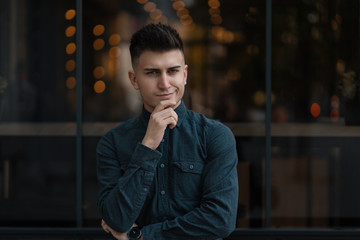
[{"xmin": 97, "ymin": 101, "xmax": 238, "ymax": 240}]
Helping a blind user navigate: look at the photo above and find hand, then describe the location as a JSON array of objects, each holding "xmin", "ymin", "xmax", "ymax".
[
  {"xmin": 142, "ymin": 100, "xmax": 178, "ymax": 150},
  {"xmin": 101, "ymin": 219, "xmax": 138, "ymax": 240}
]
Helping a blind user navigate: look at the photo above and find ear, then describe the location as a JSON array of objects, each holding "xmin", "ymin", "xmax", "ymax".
[
  {"xmin": 128, "ymin": 70, "xmax": 140, "ymax": 90},
  {"xmin": 184, "ymin": 64, "xmax": 188, "ymax": 85}
]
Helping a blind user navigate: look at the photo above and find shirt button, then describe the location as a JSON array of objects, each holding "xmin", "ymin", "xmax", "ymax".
[
  {"xmin": 160, "ymin": 190, "xmax": 166, "ymax": 195},
  {"xmin": 161, "ymin": 139, "xmax": 165, "ymax": 143},
  {"xmin": 189, "ymin": 164, "xmax": 194, "ymax": 170},
  {"xmin": 160, "ymin": 163, "xmax": 165, "ymax": 168}
]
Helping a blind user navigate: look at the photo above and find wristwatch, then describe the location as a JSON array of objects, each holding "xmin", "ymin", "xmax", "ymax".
[{"xmin": 128, "ymin": 226, "xmax": 142, "ymax": 240}]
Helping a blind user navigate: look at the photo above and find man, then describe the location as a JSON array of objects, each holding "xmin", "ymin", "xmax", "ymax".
[{"xmin": 97, "ymin": 23, "xmax": 238, "ymax": 240}]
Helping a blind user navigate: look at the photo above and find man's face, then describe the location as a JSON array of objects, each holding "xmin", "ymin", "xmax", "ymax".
[{"xmin": 129, "ymin": 49, "xmax": 188, "ymax": 112}]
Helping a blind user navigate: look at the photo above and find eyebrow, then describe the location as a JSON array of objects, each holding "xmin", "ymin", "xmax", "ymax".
[
  {"xmin": 168, "ymin": 65, "xmax": 181, "ymax": 70},
  {"xmin": 143, "ymin": 65, "xmax": 181, "ymax": 71}
]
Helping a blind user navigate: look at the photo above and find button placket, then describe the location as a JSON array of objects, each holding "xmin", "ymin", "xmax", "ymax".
[{"xmin": 158, "ymin": 129, "xmax": 169, "ymax": 215}]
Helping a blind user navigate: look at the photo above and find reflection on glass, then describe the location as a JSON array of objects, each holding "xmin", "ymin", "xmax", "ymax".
[
  {"xmin": 271, "ymin": 0, "xmax": 360, "ymax": 229},
  {"xmin": 1, "ymin": 0, "xmax": 359, "ymax": 231}
]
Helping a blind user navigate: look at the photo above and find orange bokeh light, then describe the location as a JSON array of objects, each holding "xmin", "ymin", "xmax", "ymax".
[
  {"xmin": 93, "ymin": 24, "xmax": 105, "ymax": 36},
  {"xmin": 93, "ymin": 66, "xmax": 105, "ymax": 79},
  {"xmin": 94, "ymin": 80, "xmax": 106, "ymax": 94},
  {"xmin": 144, "ymin": 2, "xmax": 156, "ymax": 12},
  {"xmin": 65, "ymin": 9, "xmax": 76, "ymax": 20},
  {"xmin": 65, "ymin": 26, "xmax": 76, "ymax": 37},
  {"xmin": 109, "ymin": 47, "xmax": 121, "ymax": 58},
  {"xmin": 66, "ymin": 43, "xmax": 76, "ymax": 55},
  {"xmin": 109, "ymin": 34, "xmax": 121, "ymax": 46},
  {"xmin": 311, "ymin": 103, "xmax": 321, "ymax": 118},
  {"xmin": 66, "ymin": 77, "xmax": 76, "ymax": 89},
  {"xmin": 65, "ymin": 60, "xmax": 76, "ymax": 72},
  {"xmin": 93, "ymin": 39, "xmax": 105, "ymax": 51}
]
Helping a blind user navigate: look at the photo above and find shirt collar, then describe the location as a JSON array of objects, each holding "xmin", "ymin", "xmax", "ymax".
[{"xmin": 141, "ymin": 100, "xmax": 186, "ymax": 128}]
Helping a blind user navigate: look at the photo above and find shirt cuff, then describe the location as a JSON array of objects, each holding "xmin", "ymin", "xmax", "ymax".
[
  {"xmin": 142, "ymin": 222, "xmax": 164, "ymax": 240},
  {"xmin": 130, "ymin": 142, "xmax": 162, "ymax": 172}
]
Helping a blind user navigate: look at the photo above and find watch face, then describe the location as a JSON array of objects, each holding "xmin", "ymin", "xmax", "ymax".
[{"xmin": 128, "ymin": 227, "xmax": 142, "ymax": 239}]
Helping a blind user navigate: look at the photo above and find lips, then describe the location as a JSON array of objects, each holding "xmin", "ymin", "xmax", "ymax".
[{"xmin": 157, "ymin": 92, "xmax": 175, "ymax": 99}]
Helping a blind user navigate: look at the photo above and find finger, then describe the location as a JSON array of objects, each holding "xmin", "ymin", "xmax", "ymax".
[
  {"xmin": 168, "ymin": 111, "xmax": 178, "ymax": 129},
  {"xmin": 153, "ymin": 100, "xmax": 177, "ymax": 113},
  {"xmin": 101, "ymin": 220, "xmax": 110, "ymax": 233},
  {"xmin": 152, "ymin": 107, "xmax": 177, "ymax": 120},
  {"xmin": 164, "ymin": 115, "xmax": 178, "ymax": 129},
  {"xmin": 169, "ymin": 120, "xmax": 177, "ymax": 129},
  {"xmin": 156, "ymin": 109, "xmax": 178, "ymax": 127}
]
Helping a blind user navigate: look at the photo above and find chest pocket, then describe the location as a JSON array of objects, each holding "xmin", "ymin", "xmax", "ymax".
[{"xmin": 171, "ymin": 160, "xmax": 205, "ymax": 200}]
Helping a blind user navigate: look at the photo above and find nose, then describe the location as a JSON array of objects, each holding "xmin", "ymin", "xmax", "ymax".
[{"xmin": 158, "ymin": 72, "xmax": 171, "ymax": 89}]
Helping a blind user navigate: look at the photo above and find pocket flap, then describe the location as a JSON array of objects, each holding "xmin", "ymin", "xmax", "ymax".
[{"xmin": 173, "ymin": 161, "xmax": 204, "ymax": 174}]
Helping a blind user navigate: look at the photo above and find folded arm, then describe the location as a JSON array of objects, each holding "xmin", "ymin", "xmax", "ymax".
[{"xmin": 97, "ymin": 136, "xmax": 162, "ymax": 233}]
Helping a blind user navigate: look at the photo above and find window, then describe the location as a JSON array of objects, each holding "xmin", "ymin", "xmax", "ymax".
[{"xmin": 1, "ymin": 0, "xmax": 360, "ymax": 238}]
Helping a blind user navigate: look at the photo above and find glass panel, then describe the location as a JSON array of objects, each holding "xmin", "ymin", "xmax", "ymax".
[
  {"xmin": 0, "ymin": 0, "xmax": 77, "ymax": 226},
  {"xmin": 82, "ymin": 0, "xmax": 266, "ymax": 228},
  {"xmin": 271, "ymin": 0, "xmax": 360, "ymax": 227}
]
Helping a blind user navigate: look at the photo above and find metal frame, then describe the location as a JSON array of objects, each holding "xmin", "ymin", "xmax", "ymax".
[
  {"xmin": 75, "ymin": 0, "xmax": 83, "ymax": 228},
  {"xmin": 265, "ymin": 0, "xmax": 272, "ymax": 228}
]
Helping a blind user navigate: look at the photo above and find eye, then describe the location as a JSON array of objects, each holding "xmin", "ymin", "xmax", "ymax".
[
  {"xmin": 146, "ymin": 71, "xmax": 158, "ymax": 75},
  {"xmin": 168, "ymin": 69, "xmax": 179, "ymax": 74}
]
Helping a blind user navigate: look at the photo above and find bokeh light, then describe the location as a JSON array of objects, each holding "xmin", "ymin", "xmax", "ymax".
[
  {"xmin": 330, "ymin": 109, "xmax": 340, "ymax": 122},
  {"xmin": 66, "ymin": 77, "xmax": 76, "ymax": 89},
  {"xmin": 93, "ymin": 38, "xmax": 105, "ymax": 51},
  {"xmin": 93, "ymin": 24, "xmax": 105, "ymax": 36},
  {"xmin": 66, "ymin": 43, "xmax": 76, "ymax": 55},
  {"xmin": 336, "ymin": 59, "xmax": 345, "ymax": 74},
  {"xmin": 144, "ymin": 2, "xmax": 156, "ymax": 12},
  {"xmin": 93, "ymin": 66, "xmax": 105, "ymax": 79},
  {"xmin": 254, "ymin": 91, "xmax": 266, "ymax": 107},
  {"xmin": 173, "ymin": 1, "xmax": 185, "ymax": 10},
  {"xmin": 94, "ymin": 80, "xmax": 106, "ymax": 94},
  {"xmin": 65, "ymin": 9, "xmax": 76, "ymax": 20},
  {"xmin": 310, "ymin": 103, "xmax": 321, "ymax": 118},
  {"xmin": 109, "ymin": 47, "xmax": 121, "ymax": 58},
  {"xmin": 331, "ymin": 95, "xmax": 340, "ymax": 108},
  {"xmin": 109, "ymin": 34, "xmax": 121, "ymax": 46},
  {"xmin": 65, "ymin": 26, "xmax": 76, "ymax": 37},
  {"xmin": 65, "ymin": 60, "xmax": 76, "ymax": 72}
]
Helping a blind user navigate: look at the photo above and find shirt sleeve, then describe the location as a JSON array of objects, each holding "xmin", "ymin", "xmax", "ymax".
[
  {"xmin": 96, "ymin": 133, "xmax": 162, "ymax": 233},
  {"xmin": 142, "ymin": 123, "xmax": 239, "ymax": 240}
]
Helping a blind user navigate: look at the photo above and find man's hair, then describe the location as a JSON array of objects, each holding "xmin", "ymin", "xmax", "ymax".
[{"xmin": 129, "ymin": 23, "xmax": 184, "ymax": 66}]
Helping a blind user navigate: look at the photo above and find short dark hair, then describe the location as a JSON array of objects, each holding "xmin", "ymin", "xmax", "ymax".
[{"xmin": 129, "ymin": 24, "xmax": 184, "ymax": 66}]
